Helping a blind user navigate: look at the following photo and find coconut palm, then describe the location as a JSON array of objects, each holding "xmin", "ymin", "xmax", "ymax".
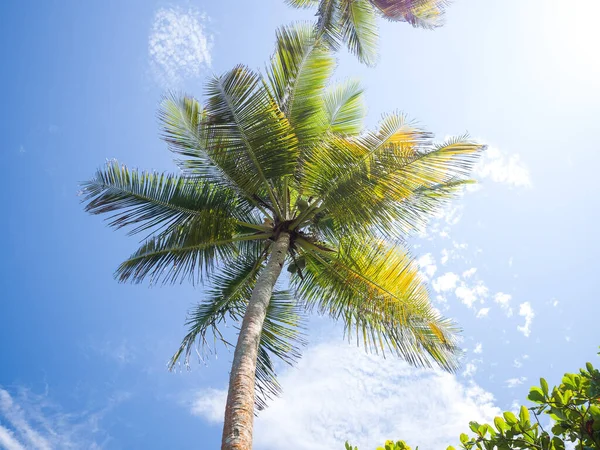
[
  {"xmin": 287, "ymin": 0, "xmax": 450, "ymax": 65},
  {"xmin": 81, "ymin": 22, "xmax": 481, "ymax": 450}
]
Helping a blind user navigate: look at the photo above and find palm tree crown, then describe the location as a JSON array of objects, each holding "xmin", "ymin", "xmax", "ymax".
[
  {"xmin": 287, "ymin": 0, "xmax": 450, "ymax": 65},
  {"xmin": 82, "ymin": 21, "xmax": 481, "ymax": 448}
]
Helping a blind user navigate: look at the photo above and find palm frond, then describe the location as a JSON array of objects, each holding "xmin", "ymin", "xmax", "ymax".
[
  {"xmin": 169, "ymin": 254, "xmax": 306, "ymax": 411},
  {"xmin": 315, "ymin": 0, "xmax": 343, "ymax": 51},
  {"xmin": 370, "ymin": 0, "xmax": 449, "ymax": 29},
  {"xmin": 202, "ymin": 65, "xmax": 300, "ymax": 217},
  {"xmin": 300, "ymin": 112, "xmax": 430, "ymax": 199},
  {"xmin": 255, "ymin": 290, "xmax": 307, "ymax": 410},
  {"xmin": 304, "ymin": 116, "xmax": 482, "ymax": 238},
  {"xmin": 81, "ymin": 161, "xmax": 257, "ymax": 236},
  {"xmin": 286, "ymin": 0, "xmax": 319, "ymax": 6},
  {"xmin": 169, "ymin": 253, "xmax": 267, "ymax": 368},
  {"xmin": 160, "ymin": 95, "xmax": 248, "ymax": 195},
  {"xmin": 266, "ymin": 23, "xmax": 336, "ymax": 145},
  {"xmin": 339, "ymin": 0, "xmax": 379, "ymax": 66},
  {"xmin": 294, "ymin": 237, "xmax": 461, "ymax": 371},
  {"xmin": 323, "ymin": 79, "xmax": 365, "ymax": 136},
  {"xmin": 116, "ymin": 215, "xmax": 268, "ymax": 285}
]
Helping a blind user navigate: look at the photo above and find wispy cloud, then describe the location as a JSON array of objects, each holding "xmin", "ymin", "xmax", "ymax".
[
  {"xmin": 474, "ymin": 147, "xmax": 532, "ymax": 188},
  {"xmin": 473, "ymin": 343, "xmax": 483, "ymax": 354},
  {"xmin": 494, "ymin": 292, "xmax": 513, "ymax": 317},
  {"xmin": 149, "ymin": 7, "xmax": 213, "ymax": 87},
  {"xmin": 455, "ymin": 281, "xmax": 488, "ymax": 309},
  {"xmin": 476, "ymin": 307, "xmax": 490, "ymax": 318},
  {"xmin": 417, "ymin": 253, "xmax": 437, "ymax": 281},
  {"xmin": 190, "ymin": 340, "xmax": 501, "ymax": 449},
  {"xmin": 517, "ymin": 302, "xmax": 535, "ymax": 337},
  {"xmin": 506, "ymin": 377, "xmax": 527, "ymax": 388},
  {"xmin": 432, "ymin": 272, "xmax": 460, "ymax": 293},
  {"xmin": 0, "ymin": 386, "xmax": 128, "ymax": 449}
]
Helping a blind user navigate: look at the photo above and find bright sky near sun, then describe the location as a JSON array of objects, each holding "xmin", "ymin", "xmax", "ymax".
[{"xmin": 1, "ymin": 0, "xmax": 600, "ymax": 449}]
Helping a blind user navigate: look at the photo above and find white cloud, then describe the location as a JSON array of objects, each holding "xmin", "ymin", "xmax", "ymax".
[
  {"xmin": 494, "ymin": 292, "xmax": 513, "ymax": 317},
  {"xmin": 440, "ymin": 249, "xmax": 449, "ymax": 265},
  {"xmin": 476, "ymin": 307, "xmax": 490, "ymax": 318},
  {"xmin": 517, "ymin": 302, "xmax": 535, "ymax": 337},
  {"xmin": 432, "ymin": 272, "xmax": 460, "ymax": 293},
  {"xmin": 0, "ymin": 386, "xmax": 126, "ymax": 449},
  {"xmin": 0, "ymin": 425, "xmax": 25, "ymax": 450},
  {"xmin": 506, "ymin": 377, "xmax": 527, "ymax": 388},
  {"xmin": 462, "ymin": 268, "xmax": 477, "ymax": 278},
  {"xmin": 191, "ymin": 341, "xmax": 501, "ymax": 450},
  {"xmin": 191, "ymin": 388, "xmax": 226, "ymax": 423},
  {"xmin": 149, "ymin": 7, "xmax": 213, "ymax": 87},
  {"xmin": 513, "ymin": 359, "xmax": 523, "ymax": 368},
  {"xmin": 417, "ymin": 253, "xmax": 437, "ymax": 281},
  {"xmin": 473, "ymin": 343, "xmax": 483, "ymax": 354},
  {"xmin": 462, "ymin": 363, "xmax": 477, "ymax": 378},
  {"xmin": 474, "ymin": 147, "xmax": 532, "ymax": 188},
  {"xmin": 83, "ymin": 338, "xmax": 136, "ymax": 365},
  {"xmin": 455, "ymin": 281, "xmax": 488, "ymax": 308},
  {"xmin": 553, "ymin": 299, "xmax": 559, "ymax": 307}
]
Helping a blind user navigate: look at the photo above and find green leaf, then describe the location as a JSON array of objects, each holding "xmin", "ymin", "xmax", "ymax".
[
  {"xmin": 519, "ymin": 405, "xmax": 530, "ymax": 426},
  {"xmin": 541, "ymin": 377, "xmax": 549, "ymax": 395},
  {"xmin": 528, "ymin": 387, "xmax": 545, "ymax": 403},
  {"xmin": 503, "ymin": 411, "xmax": 518, "ymax": 425},
  {"xmin": 493, "ymin": 417, "xmax": 507, "ymax": 433}
]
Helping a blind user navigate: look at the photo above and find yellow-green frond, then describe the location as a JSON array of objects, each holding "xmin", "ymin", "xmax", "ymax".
[
  {"xmin": 323, "ymin": 79, "xmax": 366, "ymax": 136},
  {"xmin": 116, "ymin": 216, "xmax": 269, "ymax": 285},
  {"xmin": 294, "ymin": 237, "xmax": 461, "ymax": 371},
  {"xmin": 81, "ymin": 160, "xmax": 256, "ymax": 236},
  {"xmin": 339, "ymin": 0, "xmax": 379, "ymax": 66},
  {"xmin": 267, "ymin": 23, "xmax": 336, "ymax": 145}
]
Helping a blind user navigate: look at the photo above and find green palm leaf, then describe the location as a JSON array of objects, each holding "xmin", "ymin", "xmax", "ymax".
[
  {"xmin": 267, "ymin": 23, "xmax": 336, "ymax": 145},
  {"xmin": 202, "ymin": 65, "xmax": 298, "ymax": 215},
  {"xmin": 255, "ymin": 290, "xmax": 307, "ymax": 410},
  {"xmin": 301, "ymin": 114, "xmax": 482, "ymax": 238},
  {"xmin": 339, "ymin": 0, "xmax": 379, "ymax": 66},
  {"xmin": 294, "ymin": 237, "xmax": 460, "ymax": 371},
  {"xmin": 169, "ymin": 254, "xmax": 306, "ymax": 411},
  {"xmin": 116, "ymin": 216, "xmax": 268, "ymax": 285},
  {"xmin": 285, "ymin": 0, "xmax": 319, "ymax": 7},
  {"xmin": 81, "ymin": 161, "xmax": 259, "ymax": 236},
  {"xmin": 323, "ymin": 79, "xmax": 365, "ymax": 136},
  {"xmin": 169, "ymin": 253, "xmax": 267, "ymax": 368},
  {"xmin": 159, "ymin": 95, "xmax": 248, "ymax": 196}
]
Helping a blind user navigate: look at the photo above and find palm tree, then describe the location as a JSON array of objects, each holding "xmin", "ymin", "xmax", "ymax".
[
  {"xmin": 81, "ymin": 23, "xmax": 481, "ymax": 450},
  {"xmin": 287, "ymin": 0, "xmax": 450, "ymax": 65}
]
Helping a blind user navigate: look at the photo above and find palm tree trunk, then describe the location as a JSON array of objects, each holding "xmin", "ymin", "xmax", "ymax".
[{"xmin": 221, "ymin": 232, "xmax": 291, "ymax": 450}]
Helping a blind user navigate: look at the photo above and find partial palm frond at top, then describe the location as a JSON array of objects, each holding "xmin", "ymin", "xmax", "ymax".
[
  {"xmin": 371, "ymin": 0, "xmax": 449, "ymax": 28},
  {"xmin": 286, "ymin": 0, "xmax": 451, "ymax": 65}
]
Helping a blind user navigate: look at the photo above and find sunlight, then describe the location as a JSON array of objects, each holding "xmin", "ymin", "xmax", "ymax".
[{"xmin": 540, "ymin": 0, "xmax": 600, "ymax": 83}]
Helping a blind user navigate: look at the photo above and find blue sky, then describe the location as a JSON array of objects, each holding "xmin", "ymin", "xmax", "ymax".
[{"xmin": 1, "ymin": 0, "xmax": 599, "ymax": 448}]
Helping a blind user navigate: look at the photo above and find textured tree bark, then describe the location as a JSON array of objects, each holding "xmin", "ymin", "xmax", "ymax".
[{"xmin": 221, "ymin": 232, "xmax": 290, "ymax": 450}]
